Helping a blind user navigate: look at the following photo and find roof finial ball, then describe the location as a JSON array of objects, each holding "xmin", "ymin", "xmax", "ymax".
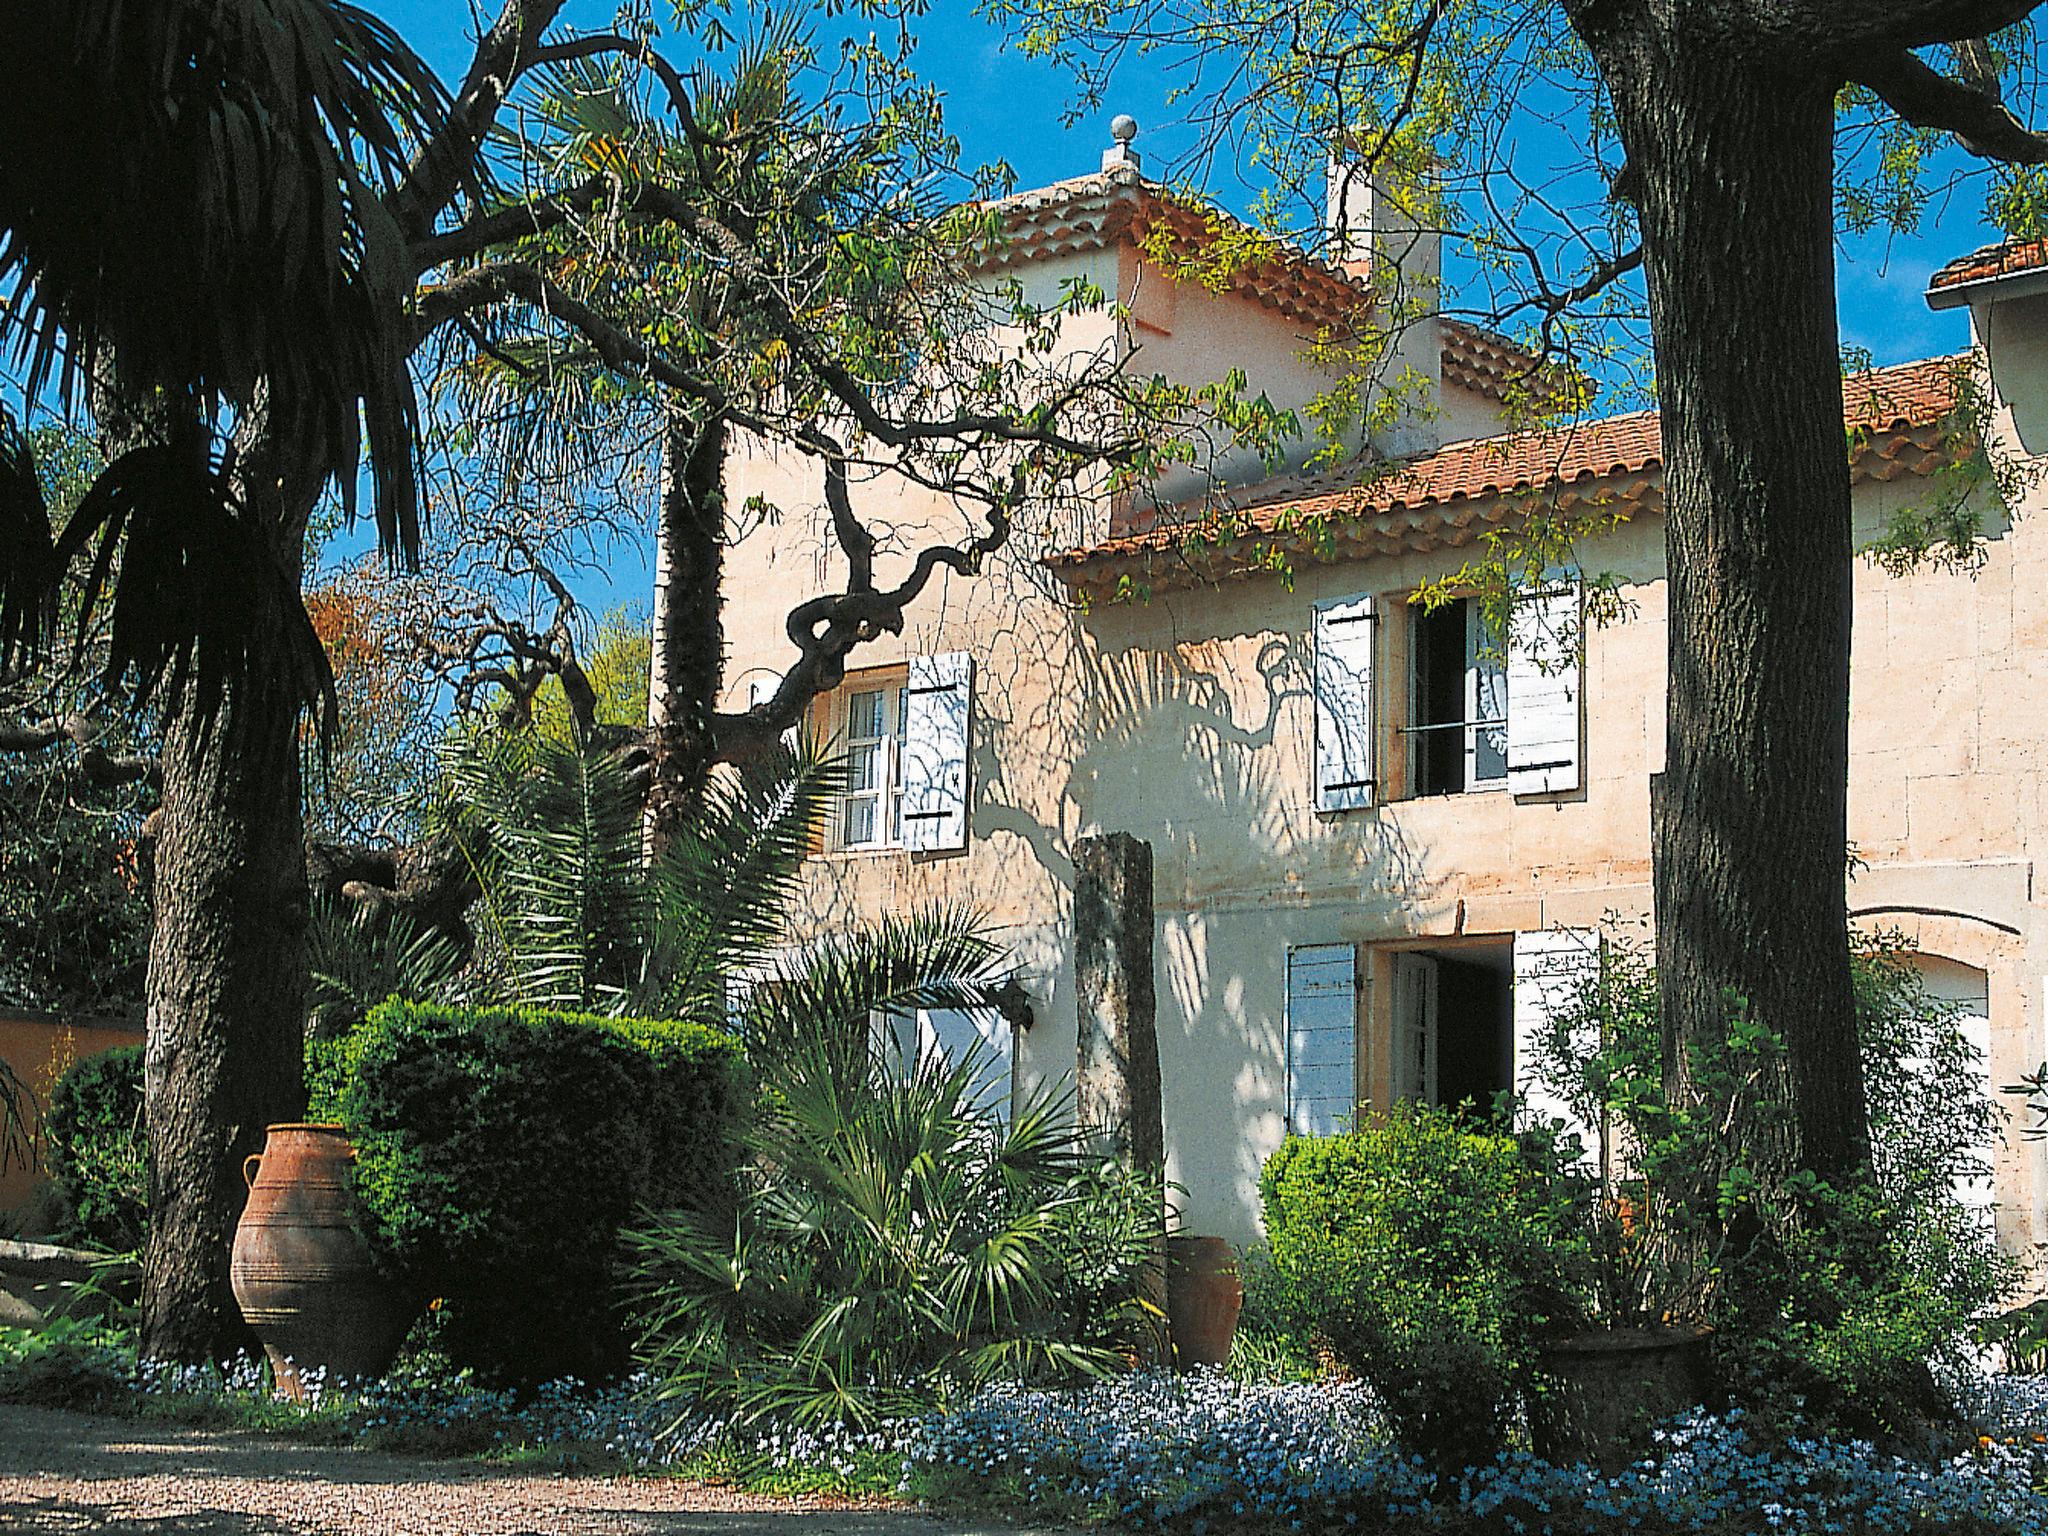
[{"xmin": 1103, "ymin": 114, "xmax": 1142, "ymax": 173}]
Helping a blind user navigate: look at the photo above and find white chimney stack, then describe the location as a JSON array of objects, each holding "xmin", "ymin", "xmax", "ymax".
[{"xmin": 1326, "ymin": 150, "xmax": 1442, "ymax": 457}]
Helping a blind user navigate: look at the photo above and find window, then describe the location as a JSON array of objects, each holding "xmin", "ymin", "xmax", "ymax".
[
  {"xmin": 826, "ymin": 652, "xmax": 975, "ymax": 854},
  {"xmin": 1310, "ymin": 576, "xmax": 1582, "ymax": 812},
  {"xmin": 839, "ymin": 681, "xmax": 908, "ymax": 849},
  {"xmin": 874, "ymin": 1006, "xmax": 1015, "ymax": 1122},
  {"xmin": 1406, "ymin": 599, "xmax": 1507, "ymax": 797},
  {"xmin": 1388, "ymin": 944, "xmax": 1514, "ymax": 1118}
]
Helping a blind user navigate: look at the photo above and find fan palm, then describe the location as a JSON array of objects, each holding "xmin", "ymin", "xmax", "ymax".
[
  {"xmin": 629, "ymin": 909, "xmax": 1165, "ymax": 1429},
  {"xmin": 0, "ymin": 0, "xmax": 447, "ymax": 710}
]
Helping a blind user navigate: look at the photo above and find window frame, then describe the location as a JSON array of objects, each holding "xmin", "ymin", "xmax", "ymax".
[
  {"xmin": 833, "ymin": 670, "xmax": 911, "ymax": 852},
  {"xmin": 1400, "ymin": 595, "xmax": 1510, "ymax": 799}
]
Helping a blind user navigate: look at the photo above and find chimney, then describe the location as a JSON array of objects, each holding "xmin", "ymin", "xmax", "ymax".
[
  {"xmin": 1102, "ymin": 114, "xmax": 1141, "ymax": 173},
  {"xmin": 1326, "ymin": 148, "xmax": 1441, "ymax": 457}
]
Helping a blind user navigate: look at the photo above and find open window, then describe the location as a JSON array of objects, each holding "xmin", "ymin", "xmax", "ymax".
[
  {"xmin": 1405, "ymin": 599, "xmax": 1508, "ymax": 797},
  {"xmin": 1387, "ymin": 942, "xmax": 1513, "ymax": 1115}
]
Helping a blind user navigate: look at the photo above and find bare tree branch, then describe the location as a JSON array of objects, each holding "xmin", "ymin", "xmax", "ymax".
[
  {"xmin": 1799, "ymin": 1, "xmax": 2044, "ymax": 54},
  {"xmin": 391, "ymin": 0, "xmax": 573, "ymax": 240}
]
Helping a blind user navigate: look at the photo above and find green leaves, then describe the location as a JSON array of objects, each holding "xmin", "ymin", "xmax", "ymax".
[
  {"xmin": 629, "ymin": 910, "xmax": 1162, "ymax": 1428},
  {"xmin": 337, "ymin": 998, "xmax": 747, "ymax": 1386}
]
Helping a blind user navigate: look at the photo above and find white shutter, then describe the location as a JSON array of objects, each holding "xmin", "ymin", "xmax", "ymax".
[
  {"xmin": 1507, "ymin": 573, "xmax": 1582, "ymax": 795},
  {"xmin": 871, "ymin": 1009, "xmax": 920, "ymax": 1074},
  {"xmin": 1314, "ymin": 593, "xmax": 1377, "ymax": 812},
  {"xmin": 1390, "ymin": 953, "xmax": 1439, "ymax": 1105},
  {"xmin": 1286, "ymin": 944, "xmax": 1358, "ymax": 1135},
  {"xmin": 1957, "ymin": 1006, "xmax": 1996, "ymax": 1216},
  {"xmin": 922, "ymin": 1006, "xmax": 1015, "ymax": 1123},
  {"xmin": 1512, "ymin": 927, "xmax": 1600, "ymax": 1154},
  {"xmin": 901, "ymin": 651, "xmax": 971, "ymax": 852},
  {"xmin": 1907, "ymin": 965, "xmax": 1997, "ymax": 1218}
]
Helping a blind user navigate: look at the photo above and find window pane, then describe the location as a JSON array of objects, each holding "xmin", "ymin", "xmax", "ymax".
[
  {"xmin": 1413, "ymin": 602, "xmax": 1467, "ymax": 796},
  {"xmin": 848, "ymin": 689, "xmax": 886, "ymax": 740},
  {"xmin": 1468, "ymin": 609, "xmax": 1509, "ymax": 784},
  {"xmin": 844, "ymin": 795, "xmax": 877, "ymax": 846},
  {"xmin": 847, "ymin": 742, "xmax": 879, "ymax": 793},
  {"xmin": 1473, "ymin": 660, "xmax": 1509, "ymax": 781}
]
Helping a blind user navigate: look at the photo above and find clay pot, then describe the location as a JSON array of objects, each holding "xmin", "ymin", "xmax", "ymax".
[
  {"xmin": 1532, "ymin": 1326, "xmax": 1712, "ymax": 1471},
  {"xmin": 230, "ymin": 1124, "xmax": 412, "ymax": 1399},
  {"xmin": 1166, "ymin": 1234, "xmax": 1243, "ymax": 1369}
]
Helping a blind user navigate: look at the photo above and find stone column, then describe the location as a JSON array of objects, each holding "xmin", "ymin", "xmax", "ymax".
[{"xmin": 1074, "ymin": 831, "xmax": 1167, "ymax": 1363}]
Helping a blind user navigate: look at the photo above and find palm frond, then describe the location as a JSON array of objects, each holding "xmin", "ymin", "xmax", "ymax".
[
  {"xmin": 0, "ymin": 406, "xmax": 52, "ymax": 670},
  {"xmin": 45, "ymin": 427, "xmax": 335, "ymax": 728},
  {"xmin": 0, "ymin": 0, "xmax": 451, "ymax": 678},
  {"xmin": 647, "ymin": 735, "xmax": 843, "ymax": 1020},
  {"xmin": 434, "ymin": 725, "xmax": 652, "ymax": 1011},
  {"xmin": 741, "ymin": 905, "xmax": 1009, "ymax": 1071},
  {"xmin": 307, "ymin": 893, "xmax": 466, "ymax": 1036}
]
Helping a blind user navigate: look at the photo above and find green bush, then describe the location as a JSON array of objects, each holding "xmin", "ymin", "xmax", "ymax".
[
  {"xmin": 1260, "ymin": 1103, "xmax": 1581, "ymax": 1473},
  {"xmin": 337, "ymin": 998, "xmax": 746, "ymax": 1388},
  {"xmin": 1523, "ymin": 933, "xmax": 2022, "ymax": 1440},
  {"xmin": 43, "ymin": 1045, "xmax": 147, "ymax": 1253}
]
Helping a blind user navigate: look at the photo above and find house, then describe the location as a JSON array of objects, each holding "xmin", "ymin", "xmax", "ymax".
[{"xmin": 718, "ymin": 128, "xmax": 2048, "ymax": 1252}]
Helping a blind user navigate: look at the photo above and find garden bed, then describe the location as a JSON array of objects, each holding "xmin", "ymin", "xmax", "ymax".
[{"xmin": 5, "ymin": 1322, "xmax": 2044, "ymax": 1533}]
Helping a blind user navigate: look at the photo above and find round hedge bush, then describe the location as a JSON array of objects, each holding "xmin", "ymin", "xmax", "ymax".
[
  {"xmin": 338, "ymin": 999, "xmax": 747, "ymax": 1388},
  {"xmin": 1260, "ymin": 1102, "xmax": 1582, "ymax": 1474}
]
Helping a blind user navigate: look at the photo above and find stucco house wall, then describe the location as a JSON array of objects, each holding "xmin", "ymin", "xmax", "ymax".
[{"xmin": 717, "ymin": 178, "xmax": 2048, "ymax": 1256}]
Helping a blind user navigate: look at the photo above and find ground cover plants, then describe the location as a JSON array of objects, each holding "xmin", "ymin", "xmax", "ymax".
[{"xmin": 6, "ymin": 1319, "xmax": 2047, "ymax": 1532}]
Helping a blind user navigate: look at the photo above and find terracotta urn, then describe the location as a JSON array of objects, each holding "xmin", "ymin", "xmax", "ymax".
[
  {"xmin": 229, "ymin": 1124, "xmax": 412, "ymax": 1399},
  {"xmin": 1166, "ymin": 1234, "xmax": 1243, "ymax": 1369}
]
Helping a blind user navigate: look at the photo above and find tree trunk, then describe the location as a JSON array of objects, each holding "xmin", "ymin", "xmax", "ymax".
[
  {"xmin": 1596, "ymin": 32, "xmax": 1871, "ymax": 1183},
  {"xmin": 646, "ymin": 411, "xmax": 729, "ymax": 842},
  {"xmin": 140, "ymin": 424, "xmax": 316, "ymax": 1362}
]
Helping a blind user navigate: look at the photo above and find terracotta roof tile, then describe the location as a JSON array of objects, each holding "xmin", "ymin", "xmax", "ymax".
[
  {"xmin": 1928, "ymin": 239, "xmax": 2048, "ymax": 293},
  {"xmin": 1048, "ymin": 355, "xmax": 1967, "ymax": 592},
  {"xmin": 983, "ymin": 172, "xmax": 1555, "ymax": 404}
]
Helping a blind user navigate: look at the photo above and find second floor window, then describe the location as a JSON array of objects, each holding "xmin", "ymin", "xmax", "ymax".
[
  {"xmin": 821, "ymin": 651, "xmax": 975, "ymax": 854},
  {"xmin": 1408, "ymin": 598, "xmax": 1508, "ymax": 797},
  {"xmin": 1313, "ymin": 574, "xmax": 1582, "ymax": 813}
]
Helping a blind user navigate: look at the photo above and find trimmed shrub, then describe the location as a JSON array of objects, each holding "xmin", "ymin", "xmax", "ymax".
[
  {"xmin": 1260, "ymin": 1102, "xmax": 1582, "ymax": 1474},
  {"xmin": 42, "ymin": 1045, "xmax": 147, "ymax": 1253},
  {"xmin": 338, "ymin": 998, "xmax": 746, "ymax": 1387}
]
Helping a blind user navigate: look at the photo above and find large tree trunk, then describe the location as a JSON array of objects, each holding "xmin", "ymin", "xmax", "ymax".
[
  {"xmin": 646, "ymin": 411, "xmax": 729, "ymax": 841},
  {"xmin": 140, "ymin": 426, "xmax": 316, "ymax": 1362},
  {"xmin": 1594, "ymin": 30, "xmax": 1871, "ymax": 1182}
]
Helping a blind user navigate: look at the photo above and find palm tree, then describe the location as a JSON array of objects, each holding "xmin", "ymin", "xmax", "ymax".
[
  {"xmin": 629, "ymin": 913, "xmax": 1164, "ymax": 1429},
  {"xmin": 0, "ymin": 0, "xmax": 450, "ymax": 1360}
]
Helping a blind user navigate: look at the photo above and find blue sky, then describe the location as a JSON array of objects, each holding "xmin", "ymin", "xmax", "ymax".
[{"xmin": 367, "ymin": 1, "xmax": 2000, "ymax": 608}]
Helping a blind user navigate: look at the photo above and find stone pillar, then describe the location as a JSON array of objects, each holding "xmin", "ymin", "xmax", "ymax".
[
  {"xmin": 1075, "ymin": 832, "xmax": 1162, "ymax": 1173},
  {"xmin": 1074, "ymin": 831, "xmax": 1167, "ymax": 1363}
]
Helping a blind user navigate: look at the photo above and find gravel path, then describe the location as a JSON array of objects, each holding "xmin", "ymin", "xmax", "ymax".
[{"xmin": 0, "ymin": 1404, "xmax": 1040, "ymax": 1536}]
